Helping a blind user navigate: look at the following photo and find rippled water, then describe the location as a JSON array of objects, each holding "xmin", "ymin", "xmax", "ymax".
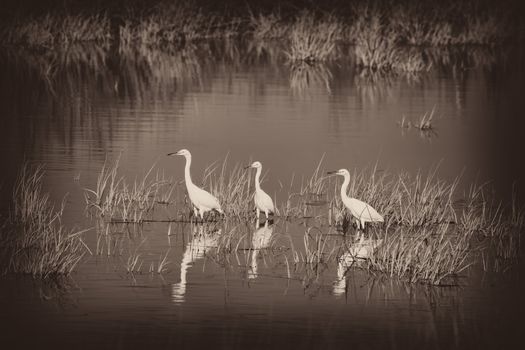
[{"xmin": 1, "ymin": 42, "xmax": 524, "ymax": 349}]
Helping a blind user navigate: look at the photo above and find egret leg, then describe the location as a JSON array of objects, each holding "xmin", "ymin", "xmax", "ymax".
[
  {"xmin": 264, "ymin": 210, "xmax": 269, "ymax": 221},
  {"xmin": 198, "ymin": 208, "xmax": 204, "ymax": 222},
  {"xmin": 360, "ymin": 219, "xmax": 366, "ymax": 232},
  {"xmin": 256, "ymin": 208, "xmax": 260, "ymax": 222}
]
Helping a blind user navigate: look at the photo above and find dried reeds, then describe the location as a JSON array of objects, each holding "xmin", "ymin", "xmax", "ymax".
[{"xmin": 1, "ymin": 164, "xmax": 87, "ymax": 277}]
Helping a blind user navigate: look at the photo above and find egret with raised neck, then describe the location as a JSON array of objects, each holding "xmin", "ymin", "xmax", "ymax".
[
  {"xmin": 327, "ymin": 168, "xmax": 383, "ymax": 230},
  {"xmin": 245, "ymin": 161, "xmax": 275, "ymax": 221},
  {"xmin": 168, "ymin": 149, "xmax": 223, "ymax": 221}
]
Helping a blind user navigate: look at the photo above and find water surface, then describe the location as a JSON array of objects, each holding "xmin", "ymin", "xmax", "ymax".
[{"xmin": 1, "ymin": 42, "xmax": 524, "ymax": 349}]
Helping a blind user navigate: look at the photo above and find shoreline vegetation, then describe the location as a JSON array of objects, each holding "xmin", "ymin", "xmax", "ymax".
[
  {"xmin": 0, "ymin": 164, "xmax": 87, "ymax": 277},
  {"xmin": 1, "ymin": 0, "xmax": 523, "ymax": 72},
  {"xmin": 1, "ymin": 1, "xmax": 523, "ymax": 284},
  {"xmin": 82, "ymin": 154, "xmax": 524, "ymax": 285},
  {"xmin": 1, "ymin": 153, "xmax": 523, "ymax": 285}
]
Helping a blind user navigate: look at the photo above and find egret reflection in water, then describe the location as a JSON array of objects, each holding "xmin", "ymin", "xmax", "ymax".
[
  {"xmin": 248, "ymin": 220, "xmax": 275, "ymax": 280},
  {"xmin": 171, "ymin": 223, "xmax": 221, "ymax": 304},
  {"xmin": 334, "ymin": 233, "xmax": 384, "ymax": 297}
]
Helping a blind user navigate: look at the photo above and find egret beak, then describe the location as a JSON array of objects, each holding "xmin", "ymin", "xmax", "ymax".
[
  {"xmin": 326, "ymin": 171, "xmax": 337, "ymax": 175},
  {"xmin": 167, "ymin": 152, "xmax": 177, "ymax": 156},
  {"xmin": 243, "ymin": 165, "xmax": 252, "ymax": 170}
]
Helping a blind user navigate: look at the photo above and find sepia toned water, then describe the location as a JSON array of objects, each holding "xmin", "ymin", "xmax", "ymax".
[{"xmin": 0, "ymin": 42, "xmax": 524, "ymax": 349}]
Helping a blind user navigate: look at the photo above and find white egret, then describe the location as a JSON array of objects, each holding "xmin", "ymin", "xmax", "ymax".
[
  {"xmin": 327, "ymin": 168, "xmax": 384, "ymax": 230},
  {"xmin": 168, "ymin": 149, "xmax": 223, "ymax": 221},
  {"xmin": 245, "ymin": 161, "xmax": 275, "ymax": 221}
]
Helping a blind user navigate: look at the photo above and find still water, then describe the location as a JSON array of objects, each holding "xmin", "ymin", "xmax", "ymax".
[{"xmin": 0, "ymin": 42, "xmax": 524, "ymax": 348}]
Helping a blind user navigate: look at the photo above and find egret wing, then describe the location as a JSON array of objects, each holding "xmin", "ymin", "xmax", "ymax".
[
  {"xmin": 190, "ymin": 185, "xmax": 222, "ymax": 211},
  {"xmin": 255, "ymin": 189, "xmax": 275, "ymax": 213},
  {"xmin": 346, "ymin": 198, "xmax": 384, "ymax": 222}
]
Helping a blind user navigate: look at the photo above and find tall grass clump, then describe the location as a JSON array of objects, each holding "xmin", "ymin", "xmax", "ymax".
[
  {"xmin": 280, "ymin": 157, "xmax": 330, "ymax": 220},
  {"xmin": 367, "ymin": 224, "xmax": 474, "ymax": 285},
  {"xmin": 391, "ymin": 4, "xmax": 454, "ymax": 46},
  {"xmin": 202, "ymin": 155, "xmax": 255, "ymax": 220},
  {"xmin": 352, "ymin": 7, "xmax": 398, "ymax": 70},
  {"xmin": 119, "ymin": 2, "xmax": 241, "ymax": 51},
  {"xmin": 1, "ymin": 164, "xmax": 86, "ymax": 277},
  {"xmin": 351, "ymin": 7, "xmax": 431, "ymax": 72},
  {"xmin": 0, "ymin": 13, "xmax": 110, "ymax": 49},
  {"xmin": 285, "ymin": 12, "xmax": 342, "ymax": 62},
  {"xmin": 84, "ymin": 157, "xmax": 171, "ymax": 223},
  {"xmin": 249, "ymin": 12, "xmax": 289, "ymax": 41},
  {"xmin": 328, "ymin": 165, "xmax": 461, "ymax": 230}
]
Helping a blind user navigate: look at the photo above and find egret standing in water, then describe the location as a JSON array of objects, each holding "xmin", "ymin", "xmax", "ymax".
[
  {"xmin": 245, "ymin": 161, "xmax": 275, "ymax": 221},
  {"xmin": 168, "ymin": 149, "xmax": 223, "ymax": 221},
  {"xmin": 327, "ymin": 168, "xmax": 383, "ymax": 230}
]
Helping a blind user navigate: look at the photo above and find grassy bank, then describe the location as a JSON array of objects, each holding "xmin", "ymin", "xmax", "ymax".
[{"xmin": 0, "ymin": 0, "xmax": 521, "ymax": 72}]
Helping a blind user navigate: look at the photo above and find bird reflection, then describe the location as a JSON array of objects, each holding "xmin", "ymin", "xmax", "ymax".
[
  {"xmin": 333, "ymin": 233, "xmax": 383, "ymax": 297},
  {"xmin": 248, "ymin": 220, "xmax": 274, "ymax": 280},
  {"xmin": 171, "ymin": 223, "xmax": 221, "ymax": 304}
]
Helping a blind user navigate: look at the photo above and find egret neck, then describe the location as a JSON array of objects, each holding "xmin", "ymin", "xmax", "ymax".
[
  {"xmin": 183, "ymin": 153, "xmax": 193, "ymax": 188},
  {"xmin": 254, "ymin": 166, "xmax": 262, "ymax": 192},
  {"xmin": 340, "ymin": 172, "xmax": 350, "ymax": 199}
]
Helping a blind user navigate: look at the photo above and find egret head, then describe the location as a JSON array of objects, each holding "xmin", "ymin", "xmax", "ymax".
[
  {"xmin": 168, "ymin": 149, "xmax": 191, "ymax": 157},
  {"xmin": 327, "ymin": 169, "xmax": 350, "ymax": 177},
  {"xmin": 244, "ymin": 161, "xmax": 262, "ymax": 170}
]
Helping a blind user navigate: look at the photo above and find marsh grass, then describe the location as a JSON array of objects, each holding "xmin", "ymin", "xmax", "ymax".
[
  {"xmin": 84, "ymin": 157, "xmax": 175, "ymax": 223},
  {"xmin": 1, "ymin": 0, "xmax": 513, "ymax": 77},
  {"xmin": 327, "ymin": 164, "xmax": 523, "ymax": 236},
  {"xmin": 202, "ymin": 154, "xmax": 253, "ymax": 220},
  {"xmin": 84, "ymin": 154, "xmax": 522, "ymax": 248},
  {"xmin": 285, "ymin": 12, "xmax": 341, "ymax": 62},
  {"xmin": 82, "ymin": 153, "xmax": 522, "ymax": 285},
  {"xmin": 119, "ymin": 3, "xmax": 241, "ymax": 51},
  {"xmin": 367, "ymin": 224, "xmax": 474, "ymax": 285},
  {"xmin": 414, "ymin": 108, "xmax": 435, "ymax": 130},
  {"xmin": 353, "ymin": 8, "xmax": 399, "ymax": 70},
  {"xmin": 301, "ymin": 227, "xmax": 338, "ymax": 265},
  {"xmin": 249, "ymin": 12, "xmax": 288, "ymax": 41},
  {"xmin": 1, "ymin": 13, "xmax": 110, "ymax": 49},
  {"xmin": 398, "ymin": 108, "xmax": 436, "ymax": 130},
  {"xmin": 352, "ymin": 10, "xmax": 431, "ymax": 72},
  {"xmin": 1, "ymin": 164, "xmax": 87, "ymax": 277},
  {"xmin": 279, "ymin": 156, "xmax": 330, "ymax": 220}
]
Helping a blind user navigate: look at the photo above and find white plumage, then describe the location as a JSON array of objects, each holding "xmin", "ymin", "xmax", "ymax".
[
  {"xmin": 334, "ymin": 233, "xmax": 383, "ymax": 296},
  {"xmin": 245, "ymin": 161, "xmax": 275, "ymax": 221},
  {"xmin": 248, "ymin": 220, "xmax": 274, "ymax": 279},
  {"xmin": 172, "ymin": 224, "xmax": 221, "ymax": 303},
  {"xmin": 168, "ymin": 149, "xmax": 223, "ymax": 220},
  {"xmin": 328, "ymin": 168, "xmax": 384, "ymax": 230}
]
